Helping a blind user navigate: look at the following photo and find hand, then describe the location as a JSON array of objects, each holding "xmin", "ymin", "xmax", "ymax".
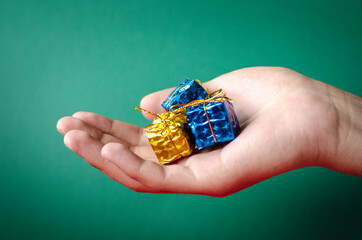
[{"xmin": 56, "ymin": 67, "xmax": 362, "ymax": 197}]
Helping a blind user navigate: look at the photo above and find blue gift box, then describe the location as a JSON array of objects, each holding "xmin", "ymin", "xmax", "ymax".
[
  {"xmin": 186, "ymin": 99, "xmax": 239, "ymax": 150},
  {"xmin": 161, "ymin": 78, "xmax": 208, "ymax": 111}
]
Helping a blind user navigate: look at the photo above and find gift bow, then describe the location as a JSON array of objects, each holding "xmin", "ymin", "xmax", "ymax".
[
  {"xmin": 168, "ymin": 89, "xmax": 232, "ymax": 111},
  {"xmin": 134, "ymin": 106, "xmax": 186, "ymax": 131},
  {"xmin": 135, "ymin": 106, "xmax": 188, "ymax": 159}
]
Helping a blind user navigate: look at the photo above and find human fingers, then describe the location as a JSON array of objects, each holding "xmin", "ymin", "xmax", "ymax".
[
  {"xmin": 101, "ymin": 142, "xmax": 204, "ymax": 194},
  {"xmin": 72, "ymin": 111, "xmax": 148, "ymax": 146},
  {"xmin": 63, "ymin": 129, "xmax": 154, "ymax": 192},
  {"xmin": 57, "ymin": 116, "xmax": 123, "ymax": 145},
  {"xmin": 139, "ymin": 88, "xmax": 171, "ymax": 120}
]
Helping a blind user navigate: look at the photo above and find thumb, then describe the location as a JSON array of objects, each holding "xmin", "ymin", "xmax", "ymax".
[{"xmin": 139, "ymin": 88, "xmax": 173, "ymax": 121}]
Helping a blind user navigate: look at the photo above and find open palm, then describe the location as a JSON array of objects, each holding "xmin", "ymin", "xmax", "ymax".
[{"xmin": 57, "ymin": 67, "xmax": 338, "ymax": 197}]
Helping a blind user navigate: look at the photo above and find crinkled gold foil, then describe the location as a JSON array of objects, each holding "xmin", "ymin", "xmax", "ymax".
[{"xmin": 144, "ymin": 108, "xmax": 194, "ymax": 164}]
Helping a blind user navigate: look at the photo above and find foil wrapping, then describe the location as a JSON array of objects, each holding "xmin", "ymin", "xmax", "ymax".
[
  {"xmin": 144, "ymin": 108, "xmax": 194, "ymax": 164},
  {"xmin": 186, "ymin": 99, "xmax": 239, "ymax": 150},
  {"xmin": 161, "ymin": 78, "xmax": 208, "ymax": 111}
]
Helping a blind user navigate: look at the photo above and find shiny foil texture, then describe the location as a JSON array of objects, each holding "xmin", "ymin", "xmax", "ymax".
[
  {"xmin": 145, "ymin": 109, "xmax": 194, "ymax": 164},
  {"xmin": 161, "ymin": 78, "xmax": 208, "ymax": 111},
  {"xmin": 186, "ymin": 99, "xmax": 239, "ymax": 150}
]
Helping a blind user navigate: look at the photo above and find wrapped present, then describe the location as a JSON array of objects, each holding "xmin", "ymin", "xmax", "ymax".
[
  {"xmin": 135, "ymin": 107, "xmax": 194, "ymax": 164},
  {"xmin": 184, "ymin": 91, "xmax": 239, "ymax": 150},
  {"xmin": 161, "ymin": 78, "xmax": 208, "ymax": 111}
]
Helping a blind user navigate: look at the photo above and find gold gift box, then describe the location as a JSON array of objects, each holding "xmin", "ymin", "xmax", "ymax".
[{"xmin": 136, "ymin": 107, "xmax": 194, "ymax": 164}]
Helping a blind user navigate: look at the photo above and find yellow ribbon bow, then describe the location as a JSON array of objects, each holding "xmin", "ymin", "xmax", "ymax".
[{"xmin": 135, "ymin": 106, "xmax": 193, "ymax": 164}]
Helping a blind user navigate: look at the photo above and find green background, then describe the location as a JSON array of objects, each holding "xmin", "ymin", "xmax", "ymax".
[{"xmin": 1, "ymin": 0, "xmax": 361, "ymax": 239}]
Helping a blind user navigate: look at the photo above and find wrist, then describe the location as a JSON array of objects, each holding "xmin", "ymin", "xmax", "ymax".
[{"xmin": 320, "ymin": 83, "xmax": 362, "ymax": 176}]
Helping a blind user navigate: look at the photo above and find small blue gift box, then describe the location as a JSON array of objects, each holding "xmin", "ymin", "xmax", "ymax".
[
  {"xmin": 161, "ymin": 78, "xmax": 208, "ymax": 111},
  {"xmin": 186, "ymin": 99, "xmax": 239, "ymax": 150}
]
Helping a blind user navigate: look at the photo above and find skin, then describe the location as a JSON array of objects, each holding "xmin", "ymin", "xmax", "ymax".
[{"xmin": 56, "ymin": 67, "xmax": 362, "ymax": 197}]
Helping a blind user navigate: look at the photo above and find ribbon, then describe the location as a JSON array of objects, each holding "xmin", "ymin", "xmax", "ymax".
[
  {"xmin": 136, "ymin": 88, "xmax": 236, "ymax": 149},
  {"xmin": 135, "ymin": 106, "xmax": 161, "ymax": 120},
  {"xmin": 135, "ymin": 106, "xmax": 185, "ymax": 130},
  {"xmin": 168, "ymin": 89, "xmax": 232, "ymax": 111},
  {"xmin": 169, "ymin": 89, "xmax": 234, "ymax": 144}
]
